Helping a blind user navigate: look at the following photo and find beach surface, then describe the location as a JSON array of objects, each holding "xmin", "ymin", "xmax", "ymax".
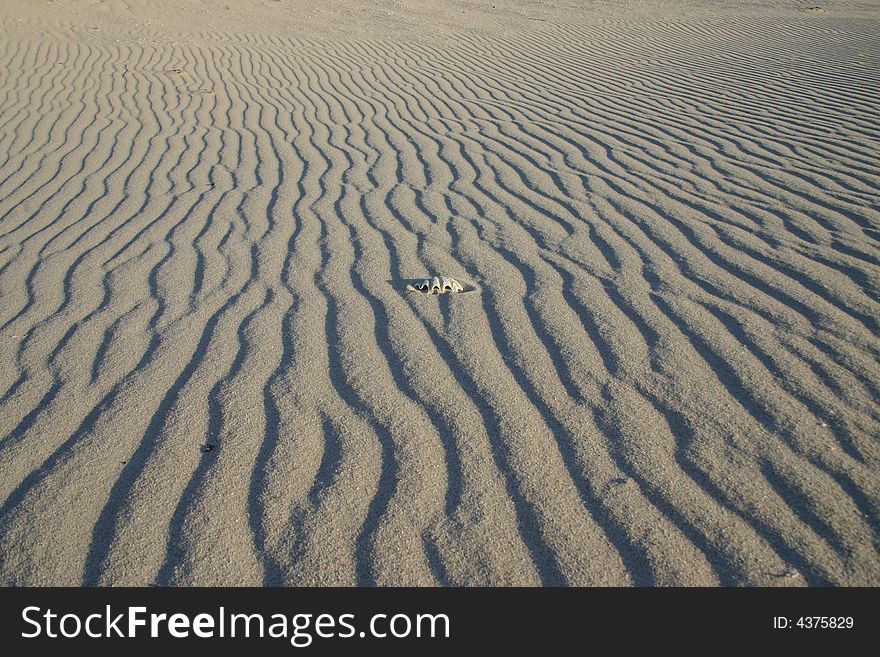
[{"xmin": 0, "ymin": 0, "xmax": 878, "ymax": 586}]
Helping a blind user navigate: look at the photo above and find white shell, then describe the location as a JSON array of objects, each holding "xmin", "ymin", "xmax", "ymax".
[{"xmin": 411, "ymin": 276, "xmax": 464, "ymax": 294}]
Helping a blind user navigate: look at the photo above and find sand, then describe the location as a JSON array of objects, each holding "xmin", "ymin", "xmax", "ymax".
[{"xmin": 0, "ymin": 0, "xmax": 878, "ymax": 586}]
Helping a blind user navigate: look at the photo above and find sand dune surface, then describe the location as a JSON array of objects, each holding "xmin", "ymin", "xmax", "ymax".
[{"xmin": 0, "ymin": 0, "xmax": 878, "ymax": 586}]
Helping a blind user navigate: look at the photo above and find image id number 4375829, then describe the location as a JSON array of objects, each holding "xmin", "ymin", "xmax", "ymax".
[{"xmin": 773, "ymin": 617, "xmax": 854, "ymax": 629}]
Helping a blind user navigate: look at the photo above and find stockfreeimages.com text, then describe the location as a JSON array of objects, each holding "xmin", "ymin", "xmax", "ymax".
[{"xmin": 22, "ymin": 606, "xmax": 450, "ymax": 646}]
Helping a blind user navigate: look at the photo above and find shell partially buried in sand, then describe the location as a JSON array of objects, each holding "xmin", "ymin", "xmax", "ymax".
[{"xmin": 407, "ymin": 276, "xmax": 465, "ymax": 294}]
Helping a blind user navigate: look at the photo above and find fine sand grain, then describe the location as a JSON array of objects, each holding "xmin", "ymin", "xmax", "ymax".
[{"xmin": 0, "ymin": 0, "xmax": 878, "ymax": 586}]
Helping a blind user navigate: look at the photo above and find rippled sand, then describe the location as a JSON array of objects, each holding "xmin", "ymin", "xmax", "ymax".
[{"xmin": 0, "ymin": 0, "xmax": 878, "ymax": 586}]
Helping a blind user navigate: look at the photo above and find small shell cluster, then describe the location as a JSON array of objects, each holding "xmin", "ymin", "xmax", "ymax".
[{"xmin": 410, "ymin": 276, "xmax": 464, "ymax": 294}]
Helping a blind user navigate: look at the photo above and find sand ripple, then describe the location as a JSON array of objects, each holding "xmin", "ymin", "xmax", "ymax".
[{"xmin": 0, "ymin": 5, "xmax": 878, "ymax": 586}]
